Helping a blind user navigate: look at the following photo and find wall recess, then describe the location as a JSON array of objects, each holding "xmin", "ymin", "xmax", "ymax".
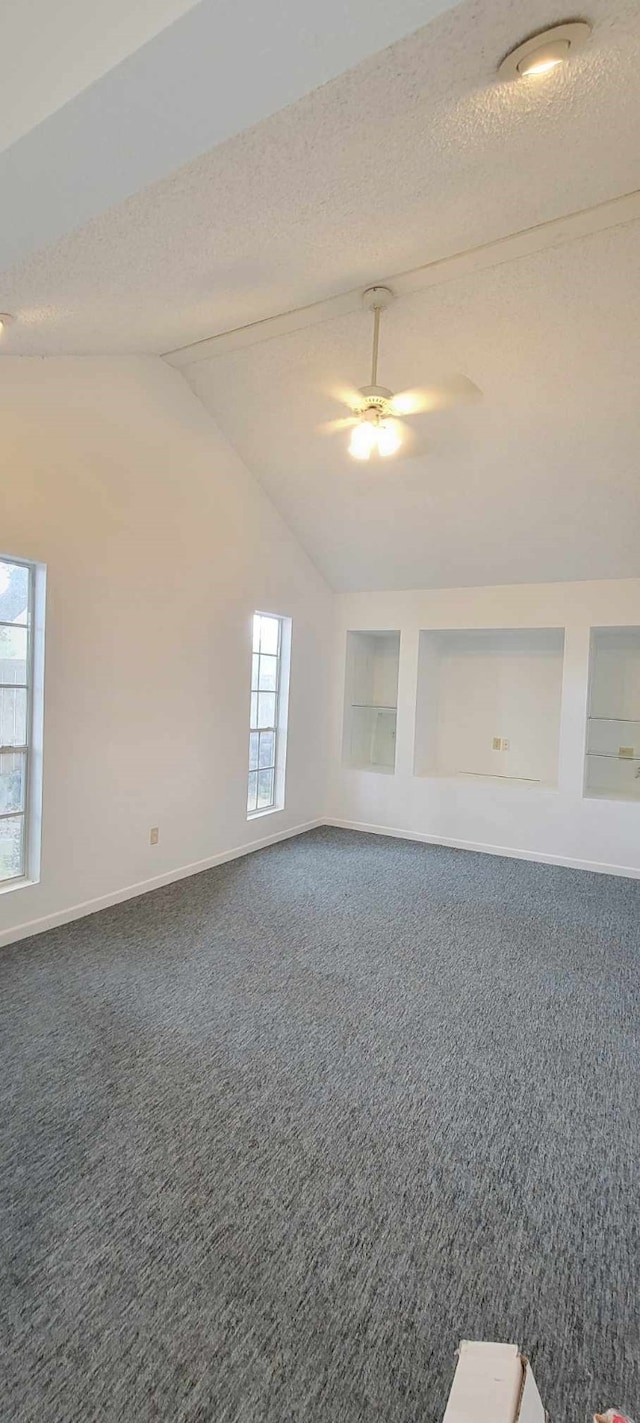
[
  {"xmin": 413, "ymin": 627, "xmax": 565, "ymax": 788},
  {"xmin": 585, "ymin": 627, "xmax": 640, "ymax": 801},
  {"xmin": 343, "ymin": 630, "xmax": 400, "ymax": 774}
]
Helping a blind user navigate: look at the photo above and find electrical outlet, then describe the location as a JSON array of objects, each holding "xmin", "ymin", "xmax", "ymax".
[
  {"xmin": 492, "ymin": 737, "xmax": 502, "ymax": 751},
  {"xmin": 150, "ymin": 827, "xmax": 159, "ymax": 845},
  {"xmin": 502, "ymin": 738, "xmax": 510, "ymax": 752}
]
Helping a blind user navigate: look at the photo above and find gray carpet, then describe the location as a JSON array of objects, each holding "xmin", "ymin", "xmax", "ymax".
[{"xmin": 1, "ymin": 828, "xmax": 638, "ymax": 1422}]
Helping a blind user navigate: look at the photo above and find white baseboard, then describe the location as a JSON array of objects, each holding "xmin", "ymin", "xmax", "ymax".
[
  {"xmin": 0, "ymin": 818, "xmax": 323, "ymax": 950},
  {"xmin": 4, "ymin": 813, "xmax": 638, "ymax": 949},
  {"xmin": 324, "ymin": 817, "xmax": 640, "ymax": 880}
]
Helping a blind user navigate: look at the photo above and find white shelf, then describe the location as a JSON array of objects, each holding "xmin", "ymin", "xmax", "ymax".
[
  {"xmin": 413, "ymin": 627, "xmax": 564, "ymax": 787},
  {"xmin": 343, "ymin": 631, "xmax": 400, "ymax": 773},
  {"xmin": 586, "ymin": 752, "xmax": 640, "ymax": 761},
  {"xmin": 588, "ymin": 715, "xmax": 640, "ymax": 722},
  {"xmin": 414, "ymin": 769, "xmax": 557, "ymax": 790}
]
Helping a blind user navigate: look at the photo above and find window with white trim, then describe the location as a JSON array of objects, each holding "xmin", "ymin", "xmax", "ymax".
[
  {"xmin": 247, "ymin": 612, "xmax": 289, "ymax": 816},
  {"xmin": 0, "ymin": 556, "xmax": 39, "ymax": 885}
]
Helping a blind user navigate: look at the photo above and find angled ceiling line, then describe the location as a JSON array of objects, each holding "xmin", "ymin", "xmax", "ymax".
[{"xmin": 163, "ymin": 187, "xmax": 640, "ymax": 369}]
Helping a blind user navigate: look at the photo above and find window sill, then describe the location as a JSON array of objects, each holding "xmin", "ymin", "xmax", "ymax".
[
  {"xmin": 247, "ymin": 805, "xmax": 283, "ymax": 821},
  {"xmin": 0, "ymin": 875, "xmax": 38, "ymax": 896}
]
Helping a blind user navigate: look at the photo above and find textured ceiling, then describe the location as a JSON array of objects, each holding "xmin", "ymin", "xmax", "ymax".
[
  {"xmin": 2, "ymin": 0, "xmax": 640, "ymax": 595},
  {"xmin": 0, "ymin": 0, "xmax": 199, "ymax": 153},
  {"xmin": 0, "ymin": 0, "xmax": 455, "ymax": 273},
  {"xmin": 2, "ymin": 0, "xmax": 640, "ymax": 355},
  {"xmin": 184, "ymin": 220, "xmax": 640, "ymax": 591}
]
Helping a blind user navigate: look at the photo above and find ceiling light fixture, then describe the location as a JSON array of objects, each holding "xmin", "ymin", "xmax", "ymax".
[
  {"xmin": 498, "ymin": 21, "xmax": 592, "ymax": 81},
  {"xmin": 320, "ymin": 288, "xmax": 481, "ymax": 461}
]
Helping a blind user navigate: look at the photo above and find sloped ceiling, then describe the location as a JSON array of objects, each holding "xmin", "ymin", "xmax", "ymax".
[
  {"xmin": 0, "ymin": 0, "xmax": 200, "ymax": 153},
  {"xmin": 0, "ymin": 0, "xmax": 456, "ymax": 274},
  {"xmin": 1, "ymin": 0, "xmax": 639, "ymax": 592},
  {"xmin": 181, "ymin": 219, "xmax": 640, "ymax": 591},
  {"xmin": 2, "ymin": 0, "xmax": 640, "ymax": 355}
]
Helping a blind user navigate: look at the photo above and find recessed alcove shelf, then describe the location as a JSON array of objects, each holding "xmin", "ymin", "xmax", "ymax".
[
  {"xmin": 413, "ymin": 628, "xmax": 565, "ymax": 788},
  {"xmin": 585, "ymin": 627, "xmax": 640, "ymax": 801},
  {"xmin": 343, "ymin": 630, "xmax": 400, "ymax": 773}
]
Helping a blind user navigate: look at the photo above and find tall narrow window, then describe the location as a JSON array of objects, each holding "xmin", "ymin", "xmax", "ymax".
[
  {"xmin": 0, "ymin": 556, "xmax": 39, "ymax": 885},
  {"xmin": 247, "ymin": 612, "xmax": 290, "ymax": 816}
]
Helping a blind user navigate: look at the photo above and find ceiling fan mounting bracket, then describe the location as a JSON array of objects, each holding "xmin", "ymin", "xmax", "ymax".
[
  {"xmin": 359, "ymin": 384, "xmax": 393, "ymax": 402},
  {"xmin": 362, "ymin": 285, "xmax": 394, "ymax": 312}
]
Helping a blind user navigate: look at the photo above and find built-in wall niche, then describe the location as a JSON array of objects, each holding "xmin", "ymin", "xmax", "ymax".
[
  {"xmin": 413, "ymin": 627, "xmax": 565, "ymax": 788},
  {"xmin": 343, "ymin": 630, "xmax": 400, "ymax": 773},
  {"xmin": 585, "ymin": 627, "xmax": 640, "ymax": 801}
]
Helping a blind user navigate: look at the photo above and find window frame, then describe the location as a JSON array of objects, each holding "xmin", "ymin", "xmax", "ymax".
[
  {"xmin": 0, "ymin": 554, "xmax": 43, "ymax": 892},
  {"xmin": 247, "ymin": 611, "xmax": 290, "ymax": 819}
]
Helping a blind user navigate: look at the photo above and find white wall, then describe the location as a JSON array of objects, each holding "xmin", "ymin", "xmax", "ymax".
[
  {"xmin": 328, "ymin": 580, "xmax": 640, "ymax": 876},
  {"xmin": 0, "ymin": 357, "xmax": 332, "ymax": 945}
]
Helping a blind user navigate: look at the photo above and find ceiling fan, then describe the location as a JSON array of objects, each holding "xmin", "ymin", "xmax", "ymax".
[{"xmin": 324, "ymin": 286, "xmax": 481, "ymax": 460}]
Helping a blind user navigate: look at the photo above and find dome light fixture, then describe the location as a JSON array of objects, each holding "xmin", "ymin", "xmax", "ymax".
[{"xmin": 498, "ymin": 21, "xmax": 592, "ymax": 81}]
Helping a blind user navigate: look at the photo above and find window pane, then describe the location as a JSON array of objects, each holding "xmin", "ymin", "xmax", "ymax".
[
  {"xmin": 0, "ymin": 561, "xmax": 29, "ymax": 625},
  {"xmin": 0, "ymin": 625, "xmax": 28, "ymax": 685},
  {"xmin": 258, "ymin": 655, "xmax": 278, "ymax": 691},
  {"xmin": 259, "ymin": 617, "xmax": 279, "ymax": 656},
  {"xmin": 0, "ymin": 752, "xmax": 26, "ymax": 813},
  {"xmin": 257, "ymin": 768, "xmax": 274, "ymax": 808},
  {"xmin": 247, "ymin": 771, "xmax": 258, "ymax": 814},
  {"xmin": 257, "ymin": 693, "xmax": 276, "ymax": 729},
  {"xmin": 258, "ymin": 731, "xmax": 275, "ymax": 769},
  {"xmin": 248, "ymin": 613, "xmax": 284, "ymax": 818},
  {"xmin": 0, "ymin": 687, "xmax": 27, "ymax": 746},
  {"xmin": 0, "ymin": 813, "xmax": 24, "ymax": 882}
]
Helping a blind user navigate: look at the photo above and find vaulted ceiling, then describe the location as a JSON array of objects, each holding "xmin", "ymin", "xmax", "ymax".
[
  {"xmin": 181, "ymin": 218, "xmax": 640, "ymax": 590},
  {"xmin": 1, "ymin": 0, "xmax": 639, "ymax": 591},
  {"xmin": 0, "ymin": 0, "xmax": 200, "ymax": 154},
  {"xmin": 0, "ymin": 0, "xmax": 456, "ymax": 274}
]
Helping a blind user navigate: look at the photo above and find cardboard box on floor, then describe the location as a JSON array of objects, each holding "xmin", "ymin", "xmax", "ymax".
[{"xmin": 443, "ymin": 1342, "xmax": 547, "ymax": 1423}]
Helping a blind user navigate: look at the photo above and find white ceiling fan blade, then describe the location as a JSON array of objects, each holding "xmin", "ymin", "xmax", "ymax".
[
  {"xmin": 327, "ymin": 383, "xmax": 363, "ymax": 411},
  {"xmin": 392, "ymin": 420, "xmax": 429, "ymax": 462},
  {"xmin": 317, "ymin": 415, "xmax": 359, "ymax": 434},
  {"xmin": 391, "ymin": 375, "xmax": 482, "ymax": 417}
]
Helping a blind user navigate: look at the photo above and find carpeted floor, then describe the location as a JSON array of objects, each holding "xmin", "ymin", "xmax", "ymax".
[{"xmin": 1, "ymin": 827, "xmax": 638, "ymax": 1422}]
